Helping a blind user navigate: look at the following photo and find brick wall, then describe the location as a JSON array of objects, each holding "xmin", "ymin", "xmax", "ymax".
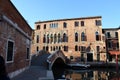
[
  {"xmin": 0, "ymin": 0, "xmax": 32, "ymax": 36},
  {"xmin": 0, "ymin": 0, "xmax": 32, "ymax": 75}
]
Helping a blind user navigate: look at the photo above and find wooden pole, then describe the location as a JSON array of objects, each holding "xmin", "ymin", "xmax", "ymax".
[{"xmin": 116, "ymin": 54, "xmax": 118, "ymax": 70}]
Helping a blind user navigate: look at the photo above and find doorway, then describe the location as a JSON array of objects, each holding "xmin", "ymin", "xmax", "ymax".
[{"xmin": 87, "ymin": 53, "xmax": 93, "ymax": 61}]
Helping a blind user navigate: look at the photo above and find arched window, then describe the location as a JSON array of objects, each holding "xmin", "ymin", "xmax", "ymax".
[
  {"xmin": 44, "ymin": 24, "xmax": 46, "ymax": 29},
  {"xmin": 46, "ymin": 46, "xmax": 49, "ymax": 51},
  {"xmin": 54, "ymin": 34, "xmax": 57, "ymax": 43},
  {"xmin": 64, "ymin": 46, "xmax": 68, "ymax": 51},
  {"xmin": 115, "ymin": 32, "xmax": 118, "ymax": 38},
  {"xmin": 81, "ymin": 32, "xmax": 86, "ymax": 41},
  {"xmin": 36, "ymin": 35, "xmax": 39, "ymax": 43},
  {"xmin": 75, "ymin": 45, "xmax": 78, "ymax": 51},
  {"xmin": 53, "ymin": 46, "xmax": 55, "ymax": 51},
  {"xmin": 63, "ymin": 33, "xmax": 68, "ymax": 42},
  {"xmin": 36, "ymin": 46, "xmax": 39, "ymax": 52},
  {"xmin": 43, "ymin": 34, "xmax": 46, "ymax": 43},
  {"xmin": 36, "ymin": 25, "xmax": 40, "ymax": 30},
  {"xmin": 59, "ymin": 46, "xmax": 61, "ymax": 50},
  {"xmin": 75, "ymin": 32, "xmax": 78, "ymax": 42},
  {"xmin": 95, "ymin": 31, "xmax": 101, "ymax": 41},
  {"xmin": 51, "ymin": 46, "xmax": 53, "ymax": 51},
  {"xmin": 43, "ymin": 46, "xmax": 45, "ymax": 50},
  {"xmin": 58, "ymin": 33, "xmax": 61, "ymax": 43},
  {"xmin": 56, "ymin": 46, "xmax": 58, "ymax": 50},
  {"xmin": 50, "ymin": 34, "xmax": 53, "ymax": 43},
  {"xmin": 63, "ymin": 22, "xmax": 67, "ymax": 28},
  {"xmin": 47, "ymin": 34, "xmax": 49, "ymax": 43}
]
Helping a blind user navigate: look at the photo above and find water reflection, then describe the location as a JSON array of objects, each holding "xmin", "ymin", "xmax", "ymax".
[{"xmin": 53, "ymin": 68, "xmax": 120, "ymax": 80}]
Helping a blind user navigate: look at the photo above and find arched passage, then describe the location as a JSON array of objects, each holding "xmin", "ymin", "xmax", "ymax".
[
  {"xmin": 47, "ymin": 50, "xmax": 67, "ymax": 70},
  {"xmin": 52, "ymin": 57, "xmax": 66, "ymax": 79},
  {"xmin": 52, "ymin": 57, "xmax": 66, "ymax": 69}
]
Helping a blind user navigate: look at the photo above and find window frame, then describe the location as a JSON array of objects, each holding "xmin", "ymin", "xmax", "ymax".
[
  {"xmin": 115, "ymin": 32, "xmax": 118, "ymax": 38},
  {"xmin": 63, "ymin": 22, "xmax": 67, "ymax": 28},
  {"xmin": 81, "ymin": 46, "xmax": 86, "ymax": 52},
  {"xmin": 64, "ymin": 46, "xmax": 68, "ymax": 51},
  {"xmin": 95, "ymin": 32, "xmax": 101, "ymax": 41},
  {"xmin": 37, "ymin": 46, "xmax": 39, "ymax": 52},
  {"xmin": 96, "ymin": 46, "xmax": 100, "ymax": 53},
  {"xmin": 75, "ymin": 32, "xmax": 78, "ymax": 42},
  {"xmin": 6, "ymin": 39, "xmax": 14, "ymax": 63},
  {"xmin": 36, "ymin": 25, "xmax": 40, "ymax": 30},
  {"xmin": 43, "ymin": 34, "xmax": 46, "ymax": 43},
  {"xmin": 36, "ymin": 35, "xmax": 39, "ymax": 43},
  {"xmin": 95, "ymin": 20, "xmax": 101, "ymax": 26},
  {"xmin": 44, "ymin": 24, "xmax": 46, "ymax": 29},
  {"xmin": 81, "ymin": 32, "xmax": 87, "ymax": 41},
  {"xmin": 75, "ymin": 45, "xmax": 78, "ymax": 51},
  {"xmin": 74, "ymin": 21, "xmax": 79, "ymax": 27},
  {"xmin": 81, "ymin": 21, "xmax": 84, "ymax": 26},
  {"xmin": 106, "ymin": 32, "xmax": 111, "ymax": 38},
  {"xmin": 26, "ymin": 47, "xmax": 30, "ymax": 60}
]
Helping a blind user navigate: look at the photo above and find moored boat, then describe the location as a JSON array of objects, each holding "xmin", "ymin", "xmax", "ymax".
[{"xmin": 67, "ymin": 63, "xmax": 90, "ymax": 70}]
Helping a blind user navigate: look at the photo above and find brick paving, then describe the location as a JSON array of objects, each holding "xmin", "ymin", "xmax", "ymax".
[
  {"xmin": 11, "ymin": 66, "xmax": 54, "ymax": 80},
  {"xmin": 11, "ymin": 52, "xmax": 54, "ymax": 80}
]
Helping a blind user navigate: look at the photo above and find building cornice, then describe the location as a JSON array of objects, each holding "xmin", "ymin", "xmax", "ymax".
[
  {"xmin": 35, "ymin": 16, "xmax": 102, "ymax": 24},
  {"xmin": 103, "ymin": 28, "xmax": 120, "ymax": 30},
  {"xmin": 9, "ymin": 0, "xmax": 32, "ymax": 30},
  {"xmin": 2, "ymin": 15, "xmax": 31, "ymax": 40}
]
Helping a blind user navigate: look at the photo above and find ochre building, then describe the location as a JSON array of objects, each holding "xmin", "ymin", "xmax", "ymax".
[{"xmin": 32, "ymin": 16, "xmax": 106, "ymax": 62}]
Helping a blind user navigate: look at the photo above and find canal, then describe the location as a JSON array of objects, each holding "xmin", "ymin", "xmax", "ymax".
[{"xmin": 52, "ymin": 67, "xmax": 120, "ymax": 80}]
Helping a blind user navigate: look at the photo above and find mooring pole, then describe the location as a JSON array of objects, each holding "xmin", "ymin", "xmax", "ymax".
[{"xmin": 116, "ymin": 54, "xmax": 118, "ymax": 71}]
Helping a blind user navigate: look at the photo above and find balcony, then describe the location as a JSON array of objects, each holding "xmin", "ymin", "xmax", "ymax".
[
  {"xmin": 108, "ymin": 48, "xmax": 119, "ymax": 51},
  {"xmin": 106, "ymin": 36, "xmax": 118, "ymax": 40}
]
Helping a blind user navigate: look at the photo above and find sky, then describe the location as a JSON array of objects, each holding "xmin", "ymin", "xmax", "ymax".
[{"xmin": 11, "ymin": 0, "xmax": 120, "ymax": 29}]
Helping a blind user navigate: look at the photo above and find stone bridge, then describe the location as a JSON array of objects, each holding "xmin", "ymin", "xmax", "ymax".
[
  {"xmin": 31, "ymin": 50, "xmax": 67, "ymax": 70},
  {"xmin": 47, "ymin": 50, "xmax": 67, "ymax": 70}
]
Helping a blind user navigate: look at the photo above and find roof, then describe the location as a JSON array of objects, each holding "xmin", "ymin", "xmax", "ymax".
[
  {"xmin": 35, "ymin": 16, "xmax": 102, "ymax": 24},
  {"xmin": 103, "ymin": 27, "xmax": 120, "ymax": 30},
  {"xmin": 9, "ymin": 0, "xmax": 32, "ymax": 30}
]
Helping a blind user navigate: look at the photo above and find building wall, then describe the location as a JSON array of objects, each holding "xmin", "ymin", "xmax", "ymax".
[
  {"xmin": 104, "ymin": 29, "xmax": 120, "ymax": 50},
  {"xmin": 32, "ymin": 16, "xmax": 106, "ymax": 61},
  {"xmin": 0, "ymin": 0, "xmax": 32, "ymax": 78},
  {"xmin": 0, "ymin": 20, "xmax": 30, "ymax": 72},
  {"xmin": 103, "ymin": 28, "xmax": 120, "ymax": 61},
  {"xmin": 0, "ymin": 0, "xmax": 32, "ymax": 36}
]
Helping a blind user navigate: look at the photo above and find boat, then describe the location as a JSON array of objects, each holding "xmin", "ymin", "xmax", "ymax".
[
  {"xmin": 67, "ymin": 63, "xmax": 90, "ymax": 70},
  {"xmin": 65, "ymin": 69, "xmax": 91, "ymax": 73}
]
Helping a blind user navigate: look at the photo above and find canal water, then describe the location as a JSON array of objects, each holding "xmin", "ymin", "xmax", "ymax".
[{"xmin": 52, "ymin": 68, "xmax": 120, "ymax": 80}]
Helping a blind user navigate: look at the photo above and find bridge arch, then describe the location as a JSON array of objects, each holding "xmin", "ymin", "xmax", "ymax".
[
  {"xmin": 51, "ymin": 57, "xmax": 66, "ymax": 69},
  {"xmin": 47, "ymin": 50, "xmax": 66, "ymax": 70}
]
